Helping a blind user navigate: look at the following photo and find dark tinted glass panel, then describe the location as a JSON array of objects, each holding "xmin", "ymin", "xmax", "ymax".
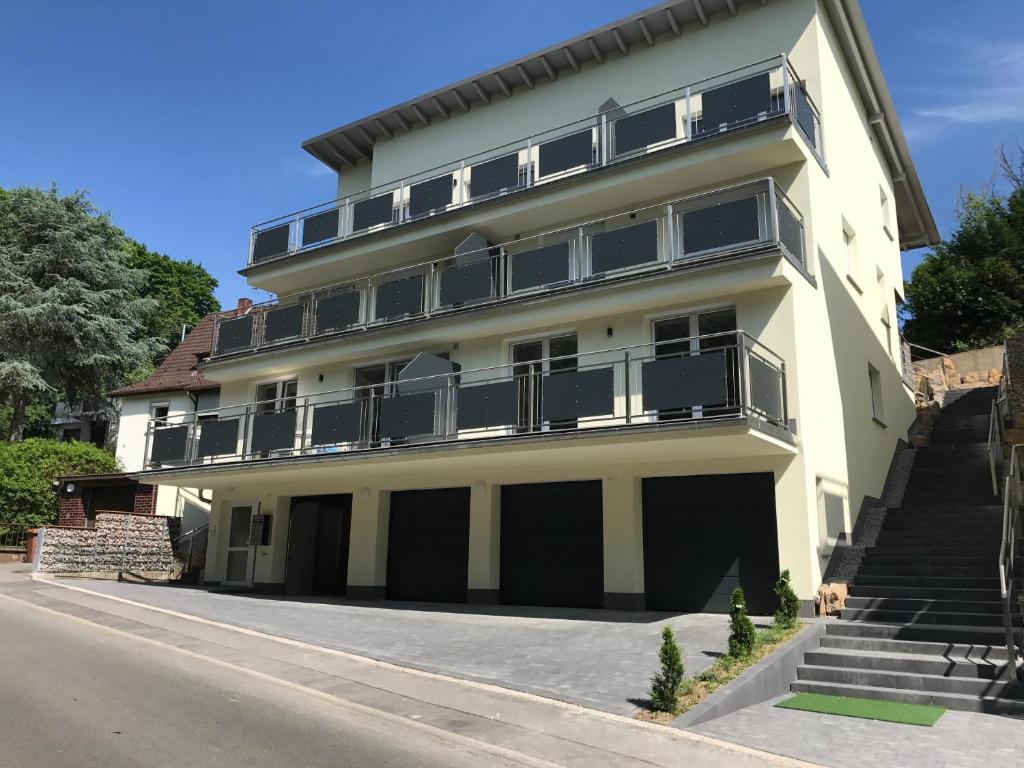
[
  {"xmin": 613, "ymin": 103, "xmax": 677, "ymax": 155},
  {"xmin": 699, "ymin": 72, "xmax": 771, "ymax": 133},
  {"xmin": 263, "ymin": 304, "xmax": 304, "ymax": 343},
  {"xmin": 438, "ymin": 260, "xmax": 493, "ymax": 307},
  {"xmin": 538, "ymin": 130, "xmax": 593, "ymax": 177},
  {"xmin": 252, "ymin": 224, "xmax": 290, "ymax": 262},
  {"xmin": 509, "ymin": 242, "xmax": 570, "ymax": 292},
  {"xmin": 301, "ymin": 209, "xmax": 340, "ymax": 246},
  {"xmin": 379, "ymin": 392, "xmax": 436, "ymax": 439},
  {"xmin": 250, "ymin": 410, "xmax": 297, "ymax": 453},
  {"xmin": 197, "ymin": 419, "xmax": 240, "ymax": 457},
  {"xmin": 654, "ymin": 317, "xmax": 691, "ymax": 357},
  {"xmin": 315, "ymin": 291, "xmax": 361, "ymax": 334},
  {"xmin": 456, "ymin": 381, "xmax": 518, "ymax": 430},
  {"xmin": 217, "ymin": 316, "xmax": 254, "ymax": 353},
  {"xmin": 375, "ymin": 275, "xmax": 424, "ymax": 320},
  {"xmin": 541, "ymin": 367, "xmax": 614, "ymax": 422},
  {"xmin": 352, "ymin": 194, "xmax": 394, "ymax": 232},
  {"xmin": 749, "ymin": 355, "xmax": 784, "ymax": 422},
  {"xmin": 590, "ymin": 220, "xmax": 658, "ymax": 274},
  {"xmin": 682, "ymin": 197, "xmax": 760, "ymax": 255},
  {"xmin": 151, "ymin": 425, "xmax": 189, "ymax": 463},
  {"xmin": 470, "ymin": 154, "xmax": 519, "ymax": 199},
  {"xmin": 776, "ymin": 196, "xmax": 803, "ymax": 264},
  {"xmin": 792, "ymin": 84, "xmax": 816, "ymax": 148},
  {"xmin": 310, "ymin": 402, "xmax": 363, "ymax": 446},
  {"xmin": 408, "ymin": 175, "xmax": 452, "ymax": 218},
  {"xmin": 641, "ymin": 351, "xmax": 728, "ymax": 411}
]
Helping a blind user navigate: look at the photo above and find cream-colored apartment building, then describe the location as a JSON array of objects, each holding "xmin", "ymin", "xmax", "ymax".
[{"xmin": 136, "ymin": 0, "xmax": 937, "ymax": 613}]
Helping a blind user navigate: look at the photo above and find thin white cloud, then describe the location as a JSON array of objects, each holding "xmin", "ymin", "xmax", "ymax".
[
  {"xmin": 281, "ymin": 155, "xmax": 334, "ymax": 179},
  {"xmin": 914, "ymin": 88, "xmax": 1024, "ymax": 124}
]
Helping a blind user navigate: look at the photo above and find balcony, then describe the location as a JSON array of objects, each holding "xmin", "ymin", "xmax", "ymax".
[
  {"xmin": 248, "ymin": 55, "xmax": 822, "ymax": 266},
  {"xmin": 213, "ymin": 178, "xmax": 805, "ymax": 359},
  {"xmin": 144, "ymin": 331, "xmax": 790, "ymax": 471}
]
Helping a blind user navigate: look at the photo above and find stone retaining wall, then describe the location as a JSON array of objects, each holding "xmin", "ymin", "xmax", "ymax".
[{"xmin": 37, "ymin": 512, "xmax": 175, "ymax": 576}]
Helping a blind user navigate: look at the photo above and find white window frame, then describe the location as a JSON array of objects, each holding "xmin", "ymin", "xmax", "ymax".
[{"xmin": 868, "ymin": 364, "xmax": 885, "ymax": 426}]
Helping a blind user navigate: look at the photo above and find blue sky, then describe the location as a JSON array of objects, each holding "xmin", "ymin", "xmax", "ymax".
[{"xmin": 3, "ymin": 1, "xmax": 1022, "ymax": 309}]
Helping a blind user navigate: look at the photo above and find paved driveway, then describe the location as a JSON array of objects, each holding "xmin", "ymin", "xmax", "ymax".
[{"xmin": 59, "ymin": 579, "xmax": 745, "ymax": 714}]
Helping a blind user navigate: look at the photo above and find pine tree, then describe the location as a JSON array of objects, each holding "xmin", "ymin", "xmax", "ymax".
[
  {"xmin": 649, "ymin": 626, "xmax": 685, "ymax": 714},
  {"xmin": 728, "ymin": 587, "xmax": 756, "ymax": 658},
  {"xmin": 773, "ymin": 569, "xmax": 801, "ymax": 629}
]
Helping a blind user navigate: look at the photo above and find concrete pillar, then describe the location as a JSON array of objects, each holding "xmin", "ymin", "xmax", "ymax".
[
  {"xmin": 602, "ymin": 475, "xmax": 645, "ymax": 610},
  {"xmin": 775, "ymin": 456, "xmax": 821, "ymax": 603},
  {"xmin": 346, "ymin": 488, "xmax": 389, "ymax": 599},
  {"xmin": 467, "ymin": 481, "xmax": 500, "ymax": 603}
]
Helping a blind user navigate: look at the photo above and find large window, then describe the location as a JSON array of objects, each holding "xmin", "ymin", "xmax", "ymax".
[
  {"xmin": 869, "ymin": 364, "xmax": 884, "ymax": 425},
  {"xmin": 511, "ymin": 333, "xmax": 578, "ymax": 433}
]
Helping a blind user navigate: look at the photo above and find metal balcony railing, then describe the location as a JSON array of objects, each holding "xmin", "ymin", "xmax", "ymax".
[
  {"xmin": 146, "ymin": 331, "xmax": 789, "ymax": 470},
  {"xmin": 248, "ymin": 54, "xmax": 822, "ymax": 266},
  {"xmin": 213, "ymin": 178, "xmax": 805, "ymax": 358}
]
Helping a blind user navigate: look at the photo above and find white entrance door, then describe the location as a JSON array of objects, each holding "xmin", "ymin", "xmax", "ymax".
[{"xmin": 224, "ymin": 502, "xmax": 258, "ymax": 586}]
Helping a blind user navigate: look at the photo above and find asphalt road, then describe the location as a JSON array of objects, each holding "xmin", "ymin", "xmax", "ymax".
[{"xmin": 0, "ymin": 596, "xmax": 536, "ymax": 768}]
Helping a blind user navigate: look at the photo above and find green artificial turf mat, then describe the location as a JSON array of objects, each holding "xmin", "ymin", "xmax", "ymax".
[{"xmin": 775, "ymin": 693, "xmax": 944, "ymax": 726}]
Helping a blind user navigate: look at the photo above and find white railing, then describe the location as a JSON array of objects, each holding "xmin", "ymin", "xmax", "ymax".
[
  {"xmin": 999, "ymin": 442, "xmax": 1023, "ymax": 681},
  {"xmin": 213, "ymin": 178, "xmax": 805, "ymax": 358},
  {"xmin": 248, "ymin": 55, "xmax": 823, "ymax": 265}
]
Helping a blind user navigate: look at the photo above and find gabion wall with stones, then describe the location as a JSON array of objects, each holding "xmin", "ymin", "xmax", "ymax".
[
  {"xmin": 38, "ymin": 512, "xmax": 175, "ymax": 575},
  {"xmin": 1006, "ymin": 331, "xmax": 1024, "ymax": 426}
]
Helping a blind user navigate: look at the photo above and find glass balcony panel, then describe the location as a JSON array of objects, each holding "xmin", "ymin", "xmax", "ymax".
[
  {"xmin": 352, "ymin": 193, "xmax": 396, "ymax": 232},
  {"xmin": 150, "ymin": 425, "xmax": 189, "ymax": 463},
  {"xmin": 437, "ymin": 259, "xmax": 494, "ymax": 308},
  {"xmin": 775, "ymin": 193, "xmax": 804, "ymax": 265},
  {"xmin": 681, "ymin": 196, "xmax": 760, "ymax": 256},
  {"xmin": 314, "ymin": 291, "xmax": 361, "ymax": 334},
  {"xmin": 469, "ymin": 153, "xmax": 520, "ymax": 200},
  {"xmin": 301, "ymin": 209, "xmax": 340, "ymax": 247},
  {"xmin": 540, "ymin": 367, "xmax": 614, "ymax": 422},
  {"xmin": 196, "ymin": 418, "xmax": 241, "ymax": 458},
  {"xmin": 455, "ymin": 380, "xmax": 518, "ymax": 431},
  {"xmin": 508, "ymin": 241, "xmax": 571, "ymax": 293},
  {"xmin": 263, "ymin": 304, "xmax": 305, "ymax": 344},
  {"xmin": 792, "ymin": 83, "xmax": 817, "ymax": 149},
  {"xmin": 216, "ymin": 315, "xmax": 255, "ymax": 354},
  {"xmin": 538, "ymin": 129, "xmax": 595, "ymax": 178},
  {"xmin": 748, "ymin": 353, "xmax": 785, "ymax": 423},
  {"xmin": 250, "ymin": 410, "xmax": 297, "ymax": 453},
  {"xmin": 379, "ymin": 392, "xmax": 437, "ymax": 439},
  {"xmin": 310, "ymin": 401, "xmax": 363, "ymax": 447},
  {"xmin": 612, "ymin": 102, "xmax": 678, "ymax": 156},
  {"xmin": 408, "ymin": 174, "xmax": 454, "ymax": 219},
  {"xmin": 640, "ymin": 350, "xmax": 729, "ymax": 412},
  {"xmin": 374, "ymin": 274, "xmax": 425, "ymax": 321},
  {"xmin": 695, "ymin": 71, "xmax": 773, "ymax": 135},
  {"xmin": 251, "ymin": 224, "xmax": 290, "ymax": 263},
  {"xmin": 590, "ymin": 219, "xmax": 659, "ymax": 274}
]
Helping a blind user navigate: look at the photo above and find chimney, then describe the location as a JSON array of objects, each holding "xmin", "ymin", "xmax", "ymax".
[{"xmin": 236, "ymin": 298, "xmax": 253, "ymax": 315}]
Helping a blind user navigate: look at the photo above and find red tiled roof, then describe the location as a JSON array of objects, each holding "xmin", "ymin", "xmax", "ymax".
[{"xmin": 108, "ymin": 313, "xmax": 220, "ymax": 397}]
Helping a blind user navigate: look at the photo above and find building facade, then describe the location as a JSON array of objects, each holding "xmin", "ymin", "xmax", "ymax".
[{"xmin": 134, "ymin": 0, "xmax": 936, "ymax": 612}]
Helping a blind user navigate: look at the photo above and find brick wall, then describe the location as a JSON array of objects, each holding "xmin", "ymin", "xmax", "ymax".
[
  {"xmin": 57, "ymin": 491, "xmax": 87, "ymax": 527},
  {"xmin": 133, "ymin": 484, "xmax": 157, "ymax": 515}
]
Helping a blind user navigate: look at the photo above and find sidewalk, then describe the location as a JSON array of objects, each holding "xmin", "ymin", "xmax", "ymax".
[{"xmin": 0, "ymin": 572, "xmax": 812, "ymax": 768}]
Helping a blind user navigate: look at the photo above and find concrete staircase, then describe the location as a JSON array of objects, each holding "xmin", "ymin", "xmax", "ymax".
[{"xmin": 794, "ymin": 386, "xmax": 1024, "ymax": 716}]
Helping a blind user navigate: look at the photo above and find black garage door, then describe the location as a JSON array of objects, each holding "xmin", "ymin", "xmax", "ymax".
[
  {"xmin": 642, "ymin": 473, "xmax": 779, "ymax": 614},
  {"xmin": 500, "ymin": 480, "xmax": 604, "ymax": 608},
  {"xmin": 387, "ymin": 487, "xmax": 470, "ymax": 603}
]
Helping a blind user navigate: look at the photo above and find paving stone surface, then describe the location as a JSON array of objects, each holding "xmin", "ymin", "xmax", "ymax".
[
  {"xmin": 62, "ymin": 578, "xmax": 752, "ymax": 714},
  {"xmin": 693, "ymin": 695, "xmax": 1024, "ymax": 768}
]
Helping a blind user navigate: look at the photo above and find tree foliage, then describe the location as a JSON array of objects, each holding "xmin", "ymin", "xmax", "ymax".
[
  {"xmin": 122, "ymin": 238, "xmax": 219, "ymax": 357},
  {"xmin": 649, "ymin": 626, "xmax": 685, "ymax": 714},
  {"xmin": 0, "ymin": 438, "xmax": 119, "ymax": 531},
  {"xmin": 903, "ymin": 180, "xmax": 1024, "ymax": 352},
  {"xmin": 0, "ymin": 186, "xmax": 163, "ymax": 440}
]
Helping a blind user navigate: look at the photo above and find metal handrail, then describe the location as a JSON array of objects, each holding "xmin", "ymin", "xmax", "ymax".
[
  {"xmin": 248, "ymin": 55, "xmax": 822, "ymax": 264},
  {"xmin": 989, "ymin": 397, "xmax": 1006, "ymax": 496},
  {"xmin": 999, "ymin": 443, "xmax": 1023, "ymax": 681}
]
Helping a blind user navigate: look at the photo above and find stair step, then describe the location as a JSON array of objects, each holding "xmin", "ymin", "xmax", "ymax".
[
  {"xmin": 857, "ymin": 565, "xmax": 995, "ymax": 578},
  {"xmin": 844, "ymin": 596, "xmax": 1005, "ymax": 614},
  {"xmin": 803, "ymin": 647, "xmax": 1007, "ymax": 679},
  {"xmin": 840, "ymin": 608, "xmax": 1014, "ymax": 627},
  {"xmin": 789, "ymin": 680, "xmax": 1024, "ymax": 715},
  {"xmin": 848, "ymin": 584, "xmax": 1003, "ymax": 602},
  {"xmin": 860, "ymin": 555, "xmax": 996, "ymax": 567},
  {"xmin": 825, "ymin": 619, "xmax": 1008, "ymax": 645},
  {"xmin": 820, "ymin": 633, "xmax": 1010, "ymax": 661},
  {"xmin": 853, "ymin": 574, "xmax": 1013, "ymax": 589},
  {"xmin": 796, "ymin": 664, "xmax": 1024, "ymax": 698}
]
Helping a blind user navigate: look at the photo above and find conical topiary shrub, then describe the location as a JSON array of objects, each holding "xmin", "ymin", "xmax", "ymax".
[
  {"xmin": 773, "ymin": 569, "xmax": 801, "ymax": 629},
  {"xmin": 728, "ymin": 586, "xmax": 756, "ymax": 659},
  {"xmin": 649, "ymin": 625, "xmax": 685, "ymax": 713}
]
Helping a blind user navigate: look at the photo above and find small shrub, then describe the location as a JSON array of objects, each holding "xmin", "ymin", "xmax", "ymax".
[
  {"xmin": 649, "ymin": 626, "xmax": 685, "ymax": 713},
  {"xmin": 728, "ymin": 587, "xmax": 756, "ymax": 659},
  {"xmin": 773, "ymin": 569, "xmax": 801, "ymax": 629}
]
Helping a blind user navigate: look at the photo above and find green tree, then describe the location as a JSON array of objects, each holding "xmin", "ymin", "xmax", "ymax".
[
  {"xmin": 0, "ymin": 438, "xmax": 119, "ymax": 531},
  {"xmin": 122, "ymin": 239, "xmax": 220, "ymax": 357},
  {"xmin": 728, "ymin": 587, "xmax": 756, "ymax": 659},
  {"xmin": 649, "ymin": 626, "xmax": 685, "ymax": 714},
  {"xmin": 0, "ymin": 186, "xmax": 163, "ymax": 441},
  {"xmin": 773, "ymin": 569, "xmax": 801, "ymax": 630}
]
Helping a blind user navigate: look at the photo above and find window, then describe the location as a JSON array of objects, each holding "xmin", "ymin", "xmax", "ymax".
[
  {"xmin": 511, "ymin": 333, "xmax": 578, "ymax": 432},
  {"xmin": 150, "ymin": 403, "xmax": 170, "ymax": 424},
  {"xmin": 880, "ymin": 186, "xmax": 893, "ymax": 241},
  {"xmin": 61, "ymin": 428, "xmax": 82, "ymax": 443},
  {"xmin": 868, "ymin": 364, "xmax": 884, "ymax": 425},
  {"xmin": 877, "ymin": 268, "xmax": 893, "ymax": 358},
  {"xmin": 843, "ymin": 221, "xmax": 861, "ymax": 292}
]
